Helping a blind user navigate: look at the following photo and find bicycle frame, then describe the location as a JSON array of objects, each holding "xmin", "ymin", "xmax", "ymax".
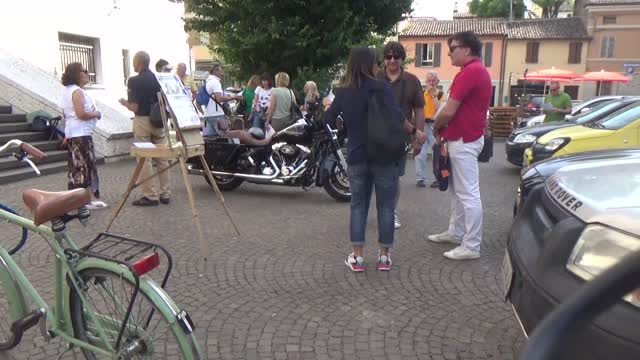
[{"xmin": 0, "ymin": 208, "xmax": 118, "ymax": 357}]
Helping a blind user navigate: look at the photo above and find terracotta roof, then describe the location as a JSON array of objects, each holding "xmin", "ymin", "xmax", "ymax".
[
  {"xmin": 400, "ymin": 17, "xmax": 589, "ymax": 40},
  {"xmin": 400, "ymin": 18, "xmax": 507, "ymax": 37},
  {"xmin": 586, "ymin": 0, "xmax": 640, "ymax": 5},
  {"xmin": 453, "ymin": 12, "xmax": 478, "ymax": 19},
  {"xmin": 507, "ymin": 17, "xmax": 589, "ymax": 40}
]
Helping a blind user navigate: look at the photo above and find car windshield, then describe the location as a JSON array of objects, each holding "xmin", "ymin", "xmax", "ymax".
[
  {"xmin": 572, "ymin": 100, "xmax": 620, "ymax": 124},
  {"xmin": 592, "ymin": 101, "xmax": 640, "ymax": 130}
]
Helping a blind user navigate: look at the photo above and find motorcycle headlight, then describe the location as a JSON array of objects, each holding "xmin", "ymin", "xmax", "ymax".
[
  {"xmin": 544, "ymin": 137, "xmax": 570, "ymax": 152},
  {"xmin": 567, "ymin": 225, "xmax": 640, "ymax": 307},
  {"xmin": 513, "ymin": 133, "xmax": 537, "ymax": 144}
]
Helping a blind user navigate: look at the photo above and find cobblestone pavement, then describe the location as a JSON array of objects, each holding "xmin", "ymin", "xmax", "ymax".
[{"xmin": 0, "ymin": 140, "xmax": 525, "ymax": 359}]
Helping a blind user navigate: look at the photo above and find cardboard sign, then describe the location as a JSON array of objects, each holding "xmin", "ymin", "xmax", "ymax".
[{"xmin": 155, "ymin": 73, "xmax": 201, "ymax": 129}]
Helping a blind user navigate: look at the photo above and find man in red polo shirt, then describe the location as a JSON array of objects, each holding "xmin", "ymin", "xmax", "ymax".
[{"xmin": 429, "ymin": 31, "xmax": 492, "ymax": 260}]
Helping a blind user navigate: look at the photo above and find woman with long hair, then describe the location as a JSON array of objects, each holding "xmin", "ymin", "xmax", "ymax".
[
  {"xmin": 301, "ymin": 81, "xmax": 321, "ymax": 120},
  {"xmin": 325, "ymin": 47, "xmax": 407, "ymax": 272},
  {"xmin": 242, "ymin": 75, "xmax": 260, "ymax": 123},
  {"xmin": 248, "ymin": 73, "xmax": 273, "ymax": 130},
  {"xmin": 60, "ymin": 62, "xmax": 106, "ymax": 209}
]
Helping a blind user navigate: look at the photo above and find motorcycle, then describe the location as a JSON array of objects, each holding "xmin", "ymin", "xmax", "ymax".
[{"xmin": 186, "ymin": 116, "xmax": 350, "ymax": 202}]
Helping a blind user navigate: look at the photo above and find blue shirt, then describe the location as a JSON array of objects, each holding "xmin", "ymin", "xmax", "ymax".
[{"xmin": 325, "ymin": 79, "xmax": 402, "ymax": 164}]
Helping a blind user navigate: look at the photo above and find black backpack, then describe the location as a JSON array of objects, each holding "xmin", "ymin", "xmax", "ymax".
[{"xmin": 367, "ymin": 85, "xmax": 407, "ymax": 163}]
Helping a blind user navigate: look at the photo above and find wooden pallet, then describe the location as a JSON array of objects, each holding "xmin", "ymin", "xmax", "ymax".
[{"xmin": 489, "ymin": 107, "xmax": 517, "ymax": 137}]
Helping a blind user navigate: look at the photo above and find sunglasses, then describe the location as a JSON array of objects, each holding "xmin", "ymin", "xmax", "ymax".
[
  {"xmin": 81, "ymin": 69, "xmax": 89, "ymax": 74},
  {"xmin": 449, "ymin": 45, "xmax": 465, "ymax": 53},
  {"xmin": 384, "ymin": 54, "xmax": 402, "ymax": 61}
]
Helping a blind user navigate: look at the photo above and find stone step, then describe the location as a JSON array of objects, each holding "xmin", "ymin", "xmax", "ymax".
[
  {"xmin": 0, "ymin": 105, "xmax": 11, "ymax": 115},
  {"xmin": 0, "ymin": 155, "xmax": 104, "ymax": 185},
  {"xmin": 0, "ymin": 122, "xmax": 30, "ymax": 133},
  {"xmin": 0, "ymin": 131, "xmax": 49, "ymax": 144},
  {"xmin": 28, "ymin": 140, "xmax": 65, "ymax": 152},
  {"xmin": 0, "ymin": 114, "xmax": 27, "ymax": 124},
  {"xmin": 0, "ymin": 150, "xmax": 67, "ymax": 171}
]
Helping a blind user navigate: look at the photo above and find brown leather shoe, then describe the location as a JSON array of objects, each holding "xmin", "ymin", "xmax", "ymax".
[{"xmin": 132, "ymin": 196, "xmax": 158, "ymax": 206}]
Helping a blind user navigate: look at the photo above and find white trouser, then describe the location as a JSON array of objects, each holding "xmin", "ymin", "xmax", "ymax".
[{"xmin": 446, "ymin": 137, "xmax": 484, "ymax": 252}]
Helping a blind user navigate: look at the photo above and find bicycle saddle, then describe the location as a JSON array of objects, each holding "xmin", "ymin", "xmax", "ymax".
[{"xmin": 22, "ymin": 189, "xmax": 91, "ymax": 226}]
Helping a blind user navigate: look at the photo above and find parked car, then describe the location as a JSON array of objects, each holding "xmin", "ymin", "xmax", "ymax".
[
  {"xmin": 506, "ymin": 98, "xmax": 639, "ymax": 166},
  {"xmin": 504, "ymin": 156, "xmax": 640, "ymax": 359},
  {"xmin": 513, "ymin": 148, "xmax": 640, "ymax": 217},
  {"xmin": 523, "ymin": 95, "xmax": 625, "ymax": 127},
  {"xmin": 519, "ymin": 94, "xmax": 546, "ymax": 118},
  {"xmin": 524, "ymin": 99, "xmax": 640, "ymax": 166}
]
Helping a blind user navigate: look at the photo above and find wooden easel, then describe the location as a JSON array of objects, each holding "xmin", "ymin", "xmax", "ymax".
[{"xmin": 106, "ymin": 74, "xmax": 239, "ymax": 259}]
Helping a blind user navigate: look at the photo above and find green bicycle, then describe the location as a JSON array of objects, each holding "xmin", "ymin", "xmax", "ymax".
[{"xmin": 0, "ymin": 139, "xmax": 203, "ymax": 359}]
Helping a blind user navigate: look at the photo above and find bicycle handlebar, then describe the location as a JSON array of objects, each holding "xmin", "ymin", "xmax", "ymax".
[{"xmin": 20, "ymin": 142, "xmax": 46, "ymax": 161}]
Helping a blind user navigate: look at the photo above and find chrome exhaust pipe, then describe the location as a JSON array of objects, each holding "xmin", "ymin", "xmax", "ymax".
[
  {"xmin": 281, "ymin": 160, "xmax": 308, "ymax": 179},
  {"xmin": 192, "ymin": 157, "xmax": 281, "ymax": 180}
]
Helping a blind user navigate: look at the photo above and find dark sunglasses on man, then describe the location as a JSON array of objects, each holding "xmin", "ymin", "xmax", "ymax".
[{"xmin": 384, "ymin": 54, "xmax": 403, "ymax": 61}]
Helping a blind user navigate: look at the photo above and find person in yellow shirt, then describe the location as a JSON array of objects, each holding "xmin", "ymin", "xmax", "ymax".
[
  {"xmin": 176, "ymin": 63, "xmax": 197, "ymax": 100},
  {"xmin": 416, "ymin": 71, "xmax": 444, "ymax": 188}
]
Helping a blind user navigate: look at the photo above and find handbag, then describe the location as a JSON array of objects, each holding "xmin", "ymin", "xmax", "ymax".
[
  {"xmin": 432, "ymin": 142, "xmax": 451, "ymax": 191},
  {"xmin": 478, "ymin": 112, "xmax": 494, "ymax": 163},
  {"xmin": 289, "ymin": 90, "xmax": 302, "ymax": 122},
  {"xmin": 149, "ymin": 102, "xmax": 168, "ymax": 128}
]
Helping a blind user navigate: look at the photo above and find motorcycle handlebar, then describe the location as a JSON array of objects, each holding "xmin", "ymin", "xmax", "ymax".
[{"xmin": 20, "ymin": 142, "xmax": 46, "ymax": 161}]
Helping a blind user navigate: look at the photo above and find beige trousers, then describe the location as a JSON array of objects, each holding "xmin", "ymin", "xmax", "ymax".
[{"xmin": 133, "ymin": 116, "xmax": 170, "ymax": 200}]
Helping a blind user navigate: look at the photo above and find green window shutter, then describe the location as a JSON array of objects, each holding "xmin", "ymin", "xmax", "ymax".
[
  {"xmin": 434, "ymin": 43, "xmax": 441, "ymax": 67},
  {"xmin": 484, "ymin": 42, "xmax": 493, "ymax": 67},
  {"xmin": 415, "ymin": 43, "xmax": 422, "ymax": 68}
]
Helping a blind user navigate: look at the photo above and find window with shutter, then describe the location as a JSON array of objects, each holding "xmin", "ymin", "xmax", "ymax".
[
  {"xmin": 568, "ymin": 42, "xmax": 582, "ymax": 64},
  {"xmin": 526, "ymin": 42, "xmax": 539, "ymax": 63},
  {"xmin": 600, "ymin": 36, "xmax": 615, "ymax": 58},
  {"xmin": 415, "ymin": 43, "xmax": 422, "ymax": 68},
  {"xmin": 433, "ymin": 43, "xmax": 441, "ymax": 67},
  {"xmin": 420, "ymin": 43, "xmax": 435, "ymax": 67}
]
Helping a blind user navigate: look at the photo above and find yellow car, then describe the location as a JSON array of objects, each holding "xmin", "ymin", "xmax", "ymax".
[{"xmin": 524, "ymin": 100, "xmax": 640, "ymax": 166}]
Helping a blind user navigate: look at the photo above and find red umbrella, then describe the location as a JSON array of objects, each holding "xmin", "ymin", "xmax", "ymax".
[
  {"xmin": 574, "ymin": 70, "xmax": 629, "ymax": 82},
  {"xmin": 520, "ymin": 76, "xmax": 571, "ymax": 83},
  {"xmin": 573, "ymin": 69, "xmax": 629, "ymax": 95},
  {"xmin": 524, "ymin": 67, "xmax": 577, "ymax": 80}
]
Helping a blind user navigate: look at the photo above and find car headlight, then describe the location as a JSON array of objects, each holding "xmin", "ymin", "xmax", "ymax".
[
  {"xmin": 513, "ymin": 134, "xmax": 537, "ymax": 144},
  {"xmin": 567, "ymin": 225, "xmax": 640, "ymax": 307},
  {"xmin": 544, "ymin": 137, "xmax": 570, "ymax": 152}
]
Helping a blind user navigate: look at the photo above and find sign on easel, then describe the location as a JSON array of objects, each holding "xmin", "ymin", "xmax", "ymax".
[{"xmin": 106, "ymin": 72, "xmax": 239, "ymax": 262}]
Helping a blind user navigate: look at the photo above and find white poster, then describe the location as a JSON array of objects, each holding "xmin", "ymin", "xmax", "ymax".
[{"xmin": 155, "ymin": 73, "xmax": 201, "ymax": 129}]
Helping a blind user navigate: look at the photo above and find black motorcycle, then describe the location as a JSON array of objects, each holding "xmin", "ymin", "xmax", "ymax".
[{"xmin": 187, "ymin": 117, "xmax": 350, "ymax": 202}]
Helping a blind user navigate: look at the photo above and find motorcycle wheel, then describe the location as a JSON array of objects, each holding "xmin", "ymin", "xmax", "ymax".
[
  {"xmin": 204, "ymin": 172, "xmax": 245, "ymax": 191},
  {"xmin": 323, "ymin": 162, "xmax": 351, "ymax": 202}
]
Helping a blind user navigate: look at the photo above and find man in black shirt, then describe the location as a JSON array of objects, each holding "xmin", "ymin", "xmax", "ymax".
[{"xmin": 119, "ymin": 51, "xmax": 171, "ymax": 206}]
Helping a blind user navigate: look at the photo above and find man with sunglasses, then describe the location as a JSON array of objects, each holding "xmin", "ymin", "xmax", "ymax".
[
  {"xmin": 376, "ymin": 41, "xmax": 426, "ymax": 230},
  {"xmin": 428, "ymin": 31, "xmax": 492, "ymax": 260}
]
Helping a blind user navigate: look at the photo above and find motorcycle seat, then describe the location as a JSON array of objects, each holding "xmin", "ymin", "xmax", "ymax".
[{"xmin": 224, "ymin": 130, "xmax": 273, "ymax": 147}]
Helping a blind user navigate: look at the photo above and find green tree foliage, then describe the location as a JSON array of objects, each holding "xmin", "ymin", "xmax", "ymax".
[
  {"xmin": 185, "ymin": 0, "xmax": 412, "ymax": 91},
  {"xmin": 532, "ymin": 0, "xmax": 570, "ymax": 18},
  {"xmin": 468, "ymin": 0, "xmax": 526, "ymax": 19}
]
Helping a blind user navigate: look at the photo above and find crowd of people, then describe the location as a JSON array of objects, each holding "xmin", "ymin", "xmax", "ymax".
[{"xmin": 58, "ymin": 30, "xmax": 493, "ymax": 272}]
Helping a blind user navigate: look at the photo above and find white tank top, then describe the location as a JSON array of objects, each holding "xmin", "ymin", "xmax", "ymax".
[{"xmin": 61, "ymin": 85, "xmax": 98, "ymax": 138}]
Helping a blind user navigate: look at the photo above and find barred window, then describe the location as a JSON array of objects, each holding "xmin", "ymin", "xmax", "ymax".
[{"xmin": 58, "ymin": 33, "xmax": 100, "ymax": 84}]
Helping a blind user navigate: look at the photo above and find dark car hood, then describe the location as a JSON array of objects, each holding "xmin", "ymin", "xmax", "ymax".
[
  {"xmin": 532, "ymin": 148, "xmax": 640, "ymax": 178},
  {"xmin": 512, "ymin": 120, "xmax": 574, "ymax": 136}
]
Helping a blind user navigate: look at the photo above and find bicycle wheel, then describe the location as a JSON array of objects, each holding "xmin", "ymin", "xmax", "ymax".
[
  {"xmin": 0, "ymin": 204, "xmax": 28, "ymax": 255},
  {"xmin": 69, "ymin": 267, "xmax": 199, "ymax": 359},
  {"xmin": 0, "ymin": 256, "xmax": 27, "ymax": 350}
]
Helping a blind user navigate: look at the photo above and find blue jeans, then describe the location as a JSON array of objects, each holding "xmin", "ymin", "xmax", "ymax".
[
  {"xmin": 348, "ymin": 162, "xmax": 399, "ymax": 248},
  {"xmin": 248, "ymin": 111, "xmax": 264, "ymax": 130},
  {"xmin": 415, "ymin": 119, "xmax": 436, "ymax": 182},
  {"xmin": 203, "ymin": 115, "xmax": 227, "ymax": 136}
]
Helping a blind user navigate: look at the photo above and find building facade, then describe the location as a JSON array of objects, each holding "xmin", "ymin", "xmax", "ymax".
[
  {"xmin": 503, "ymin": 17, "xmax": 589, "ymax": 105},
  {"xmin": 399, "ymin": 19, "xmax": 507, "ymax": 106},
  {"xmin": 582, "ymin": 0, "xmax": 640, "ymax": 96}
]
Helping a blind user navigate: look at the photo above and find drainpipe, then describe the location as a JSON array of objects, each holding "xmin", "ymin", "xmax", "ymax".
[{"xmin": 498, "ymin": 36, "xmax": 508, "ymax": 106}]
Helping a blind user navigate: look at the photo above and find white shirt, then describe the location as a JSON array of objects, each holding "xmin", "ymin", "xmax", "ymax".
[
  {"xmin": 254, "ymin": 86, "xmax": 272, "ymax": 111},
  {"xmin": 204, "ymin": 74, "xmax": 224, "ymax": 117},
  {"xmin": 61, "ymin": 85, "xmax": 97, "ymax": 138}
]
